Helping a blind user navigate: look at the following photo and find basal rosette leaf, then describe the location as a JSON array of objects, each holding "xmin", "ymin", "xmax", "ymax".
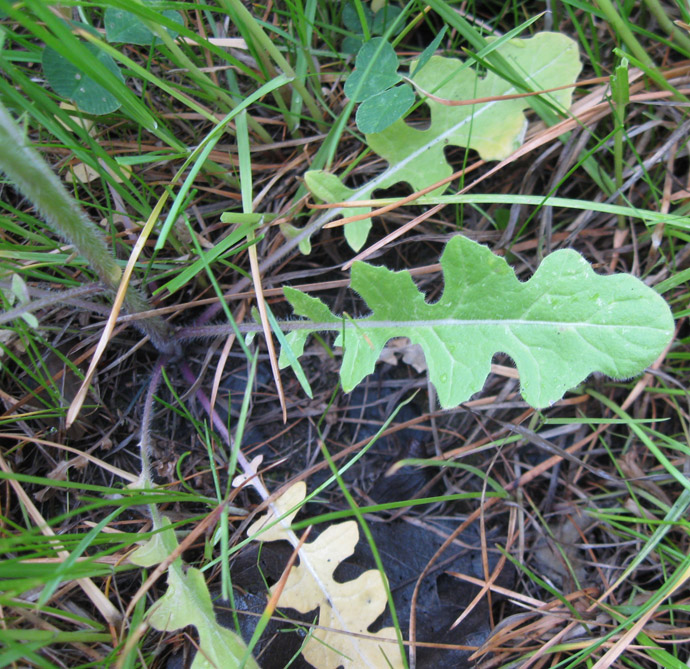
[
  {"xmin": 131, "ymin": 516, "xmax": 259, "ymax": 669},
  {"xmin": 248, "ymin": 483, "xmax": 404, "ymax": 668},
  {"xmin": 304, "ymin": 32, "xmax": 582, "ymax": 251},
  {"xmin": 304, "ymin": 171, "xmax": 373, "ymax": 254},
  {"xmin": 280, "ymin": 236, "xmax": 674, "ymax": 409}
]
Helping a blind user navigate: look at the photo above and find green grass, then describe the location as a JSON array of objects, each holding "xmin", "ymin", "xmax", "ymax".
[{"xmin": 1, "ymin": 0, "xmax": 690, "ymax": 667}]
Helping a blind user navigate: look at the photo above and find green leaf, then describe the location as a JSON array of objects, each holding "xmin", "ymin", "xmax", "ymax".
[
  {"xmin": 131, "ymin": 517, "xmax": 259, "ymax": 669},
  {"xmin": 342, "ymin": 2, "xmax": 373, "ymax": 34},
  {"xmin": 280, "ymin": 236, "xmax": 674, "ymax": 409},
  {"xmin": 372, "ymin": 5, "xmax": 403, "ymax": 34},
  {"xmin": 375, "ymin": 32, "xmax": 581, "ymax": 163},
  {"xmin": 342, "ymin": 35, "xmax": 364, "ymax": 55},
  {"xmin": 304, "ymin": 170, "xmax": 372, "ymax": 252},
  {"xmin": 104, "ymin": 5, "xmax": 184, "ymax": 46},
  {"xmin": 306, "ymin": 32, "xmax": 582, "ymax": 250},
  {"xmin": 356, "ymin": 83, "xmax": 415, "ymax": 134},
  {"xmin": 280, "ymin": 220, "xmax": 312, "ymax": 254},
  {"xmin": 42, "ymin": 43, "xmax": 123, "ymax": 115},
  {"xmin": 279, "ymin": 287, "xmax": 342, "ymax": 371},
  {"xmin": 265, "ymin": 302, "xmax": 313, "ymax": 399},
  {"xmin": 411, "ymin": 25, "xmax": 447, "ymax": 78},
  {"xmin": 158, "ymin": 216, "xmax": 261, "ymax": 295},
  {"xmin": 344, "ymin": 37, "xmax": 401, "ymax": 102},
  {"xmin": 150, "ymin": 566, "xmax": 256, "ymax": 669}
]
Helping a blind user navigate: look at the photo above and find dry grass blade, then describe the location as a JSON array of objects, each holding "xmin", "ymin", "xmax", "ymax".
[
  {"xmin": 248, "ymin": 234, "xmax": 287, "ymax": 422},
  {"xmin": 67, "ymin": 197, "xmax": 168, "ymax": 427}
]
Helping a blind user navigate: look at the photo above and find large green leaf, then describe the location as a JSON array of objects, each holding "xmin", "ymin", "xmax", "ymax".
[
  {"xmin": 280, "ymin": 236, "xmax": 674, "ymax": 409},
  {"xmin": 305, "ymin": 32, "xmax": 582, "ymax": 250}
]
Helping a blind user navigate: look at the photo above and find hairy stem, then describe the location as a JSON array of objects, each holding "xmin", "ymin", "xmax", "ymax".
[{"xmin": 0, "ymin": 103, "xmax": 174, "ymax": 352}]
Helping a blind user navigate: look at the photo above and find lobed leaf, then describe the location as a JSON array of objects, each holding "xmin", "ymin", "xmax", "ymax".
[
  {"xmin": 306, "ymin": 32, "xmax": 583, "ymax": 250},
  {"xmin": 248, "ymin": 483, "xmax": 404, "ymax": 669},
  {"xmin": 131, "ymin": 517, "xmax": 258, "ymax": 669},
  {"xmin": 304, "ymin": 170, "xmax": 372, "ymax": 251},
  {"xmin": 280, "ymin": 236, "xmax": 675, "ymax": 409}
]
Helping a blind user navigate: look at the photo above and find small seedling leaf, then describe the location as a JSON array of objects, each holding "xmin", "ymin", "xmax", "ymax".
[
  {"xmin": 280, "ymin": 221, "xmax": 312, "ymax": 254},
  {"xmin": 104, "ymin": 5, "xmax": 184, "ymax": 45},
  {"xmin": 8, "ymin": 274, "xmax": 38, "ymax": 328},
  {"xmin": 42, "ymin": 44, "xmax": 123, "ymax": 115},
  {"xmin": 280, "ymin": 235, "xmax": 674, "ymax": 409},
  {"xmin": 10, "ymin": 273, "xmax": 29, "ymax": 304},
  {"xmin": 355, "ymin": 83, "xmax": 414, "ymax": 134},
  {"xmin": 344, "ymin": 37, "xmax": 401, "ymax": 102}
]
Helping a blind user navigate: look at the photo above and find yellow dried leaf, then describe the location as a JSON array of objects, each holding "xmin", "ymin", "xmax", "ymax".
[
  {"xmin": 66, "ymin": 161, "xmax": 132, "ymax": 185},
  {"xmin": 67, "ymin": 162, "xmax": 100, "ymax": 184},
  {"xmin": 246, "ymin": 481, "xmax": 306, "ymax": 542},
  {"xmin": 58, "ymin": 102, "xmax": 95, "ymax": 135},
  {"xmin": 248, "ymin": 483, "xmax": 404, "ymax": 668}
]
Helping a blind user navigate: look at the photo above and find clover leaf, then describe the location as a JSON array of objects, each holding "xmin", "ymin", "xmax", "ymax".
[
  {"xmin": 344, "ymin": 37, "xmax": 414, "ymax": 134},
  {"xmin": 42, "ymin": 43, "xmax": 123, "ymax": 115},
  {"xmin": 104, "ymin": 2, "xmax": 184, "ymax": 46},
  {"xmin": 342, "ymin": 1, "xmax": 403, "ymax": 54}
]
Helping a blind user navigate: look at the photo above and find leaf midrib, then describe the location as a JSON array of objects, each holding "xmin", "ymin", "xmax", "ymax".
[{"xmin": 291, "ymin": 319, "xmax": 666, "ymax": 332}]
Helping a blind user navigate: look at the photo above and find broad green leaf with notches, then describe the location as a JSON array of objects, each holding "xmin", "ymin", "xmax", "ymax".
[
  {"xmin": 306, "ymin": 31, "xmax": 582, "ymax": 251},
  {"xmin": 131, "ymin": 516, "xmax": 258, "ymax": 669},
  {"xmin": 279, "ymin": 236, "xmax": 674, "ymax": 409}
]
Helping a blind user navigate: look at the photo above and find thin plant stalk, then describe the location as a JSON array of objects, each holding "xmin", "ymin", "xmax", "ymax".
[
  {"xmin": 642, "ymin": 0, "xmax": 690, "ymax": 55},
  {"xmin": 596, "ymin": 0, "xmax": 690, "ymax": 103},
  {"xmin": 0, "ymin": 102, "xmax": 173, "ymax": 352},
  {"xmin": 611, "ymin": 58, "xmax": 629, "ymax": 229}
]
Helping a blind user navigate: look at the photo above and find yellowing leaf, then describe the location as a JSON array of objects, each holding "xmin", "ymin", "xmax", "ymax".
[
  {"xmin": 67, "ymin": 162, "xmax": 100, "ymax": 184},
  {"xmin": 66, "ymin": 162, "xmax": 132, "ymax": 185},
  {"xmin": 57, "ymin": 102, "xmax": 95, "ymax": 135},
  {"xmin": 246, "ymin": 481, "xmax": 306, "ymax": 541},
  {"xmin": 249, "ymin": 484, "xmax": 405, "ymax": 669},
  {"xmin": 305, "ymin": 32, "xmax": 582, "ymax": 250}
]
